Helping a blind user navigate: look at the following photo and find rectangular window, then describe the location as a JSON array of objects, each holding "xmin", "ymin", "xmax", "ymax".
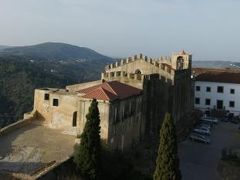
[
  {"xmin": 217, "ymin": 86, "xmax": 224, "ymax": 93},
  {"xmin": 229, "ymin": 101, "xmax": 235, "ymax": 108},
  {"xmin": 196, "ymin": 86, "xmax": 200, "ymax": 91},
  {"xmin": 230, "ymin": 89, "xmax": 235, "ymax": 94},
  {"xmin": 53, "ymin": 99, "xmax": 59, "ymax": 106},
  {"xmin": 205, "ymin": 99, "xmax": 211, "ymax": 105},
  {"xmin": 195, "ymin": 97, "xmax": 200, "ymax": 105},
  {"xmin": 206, "ymin": 87, "xmax": 211, "ymax": 92},
  {"xmin": 44, "ymin": 93, "xmax": 49, "ymax": 100}
]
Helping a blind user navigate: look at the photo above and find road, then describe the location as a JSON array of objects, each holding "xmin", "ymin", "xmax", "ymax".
[{"xmin": 179, "ymin": 122, "xmax": 240, "ymax": 180}]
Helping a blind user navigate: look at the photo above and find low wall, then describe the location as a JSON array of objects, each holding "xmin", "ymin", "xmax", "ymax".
[
  {"xmin": 0, "ymin": 111, "xmax": 36, "ymax": 136},
  {"xmin": 66, "ymin": 80, "xmax": 101, "ymax": 92},
  {"xmin": 36, "ymin": 157, "xmax": 77, "ymax": 180}
]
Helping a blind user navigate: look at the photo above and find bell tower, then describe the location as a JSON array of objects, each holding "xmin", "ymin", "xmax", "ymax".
[{"xmin": 171, "ymin": 50, "xmax": 192, "ymax": 70}]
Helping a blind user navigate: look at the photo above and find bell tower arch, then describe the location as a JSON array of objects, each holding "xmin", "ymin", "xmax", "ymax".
[{"xmin": 171, "ymin": 50, "xmax": 191, "ymax": 70}]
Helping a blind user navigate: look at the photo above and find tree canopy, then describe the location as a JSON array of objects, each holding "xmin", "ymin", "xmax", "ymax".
[
  {"xmin": 154, "ymin": 113, "xmax": 181, "ymax": 180},
  {"xmin": 74, "ymin": 99, "xmax": 102, "ymax": 180}
]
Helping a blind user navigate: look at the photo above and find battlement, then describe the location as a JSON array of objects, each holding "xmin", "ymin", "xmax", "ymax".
[
  {"xmin": 101, "ymin": 71, "xmax": 145, "ymax": 82},
  {"xmin": 144, "ymin": 74, "xmax": 174, "ymax": 85},
  {"xmin": 101, "ymin": 70, "xmax": 175, "ymax": 86},
  {"xmin": 105, "ymin": 53, "xmax": 166, "ymax": 71},
  {"xmin": 105, "ymin": 53, "xmax": 176, "ymax": 75}
]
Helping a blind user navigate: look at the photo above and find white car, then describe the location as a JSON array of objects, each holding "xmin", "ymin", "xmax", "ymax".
[
  {"xmin": 197, "ymin": 125, "xmax": 211, "ymax": 132},
  {"xmin": 201, "ymin": 117, "xmax": 218, "ymax": 124},
  {"xmin": 199, "ymin": 123, "xmax": 211, "ymax": 130},
  {"xmin": 193, "ymin": 128, "xmax": 211, "ymax": 136},
  {"xmin": 190, "ymin": 133, "xmax": 210, "ymax": 144}
]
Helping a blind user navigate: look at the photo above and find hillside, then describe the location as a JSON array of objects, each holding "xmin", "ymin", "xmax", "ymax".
[
  {"xmin": 192, "ymin": 61, "xmax": 236, "ymax": 68},
  {"xmin": 0, "ymin": 45, "xmax": 11, "ymax": 51},
  {"xmin": 0, "ymin": 42, "xmax": 113, "ymax": 62},
  {"xmin": 0, "ymin": 43, "xmax": 114, "ymax": 128}
]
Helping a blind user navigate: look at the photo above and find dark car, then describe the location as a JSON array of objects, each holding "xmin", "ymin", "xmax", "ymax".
[
  {"xmin": 230, "ymin": 118, "xmax": 239, "ymax": 124},
  {"xmin": 221, "ymin": 117, "xmax": 229, "ymax": 122},
  {"xmin": 189, "ymin": 133, "xmax": 210, "ymax": 144}
]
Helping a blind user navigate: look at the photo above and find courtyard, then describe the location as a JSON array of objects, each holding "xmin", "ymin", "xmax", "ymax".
[
  {"xmin": 179, "ymin": 121, "xmax": 240, "ymax": 180},
  {"xmin": 0, "ymin": 121, "xmax": 76, "ymax": 176}
]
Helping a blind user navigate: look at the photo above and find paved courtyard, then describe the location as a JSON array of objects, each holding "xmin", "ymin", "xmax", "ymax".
[
  {"xmin": 179, "ymin": 122, "xmax": 240, "ymax": 180},
  {"xmin": 0, "ymin": 121, "xmax": 76, "ymax": 175}
]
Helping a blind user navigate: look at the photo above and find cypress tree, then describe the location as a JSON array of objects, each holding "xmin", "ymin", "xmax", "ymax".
[
  {"xmin": 74, "ymin": 99, "xmax": 101, "ymax": 180},
  {"xmin": 153, "ymin": 113, "xmax": 181, "ymax": 180}
]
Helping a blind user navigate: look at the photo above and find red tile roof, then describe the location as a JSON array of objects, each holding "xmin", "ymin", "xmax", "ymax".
[
  {"xmin": 77, "ymin": 81, "xmax": 142, "ymax": 101},
  {"xmin": 196, "ymin": 71, "xmax": 240, "ymax": 84}
]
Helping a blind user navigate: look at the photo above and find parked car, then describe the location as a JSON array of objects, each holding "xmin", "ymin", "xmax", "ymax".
[
  {"xmin": 200, "ymin": 119, "xmax": 214, "ymax": 127},
  {"xmin": 201, "ymin": 117, "xmax": 218, "ymax": 124},
  {"xmin": 230, "ymin": 118, "xmax": 239, "ymax": 124},
  {"xmin": 196, "ymin": 125, "xmax": 211, "ymax": 132},
  {"xmin": 221, "ymin": 117, "xmax": 229, "ymax": 122},
  {"xmin": 189, "ymin": 133, "xmax": 210, "ymax": 144},
  {"xmin": 199, "ymin": 123, "xmax": 211, "ymax": 130},
  {"xmin": 193, "ymin": 128, "xmax": 211, "ymax": 136}
]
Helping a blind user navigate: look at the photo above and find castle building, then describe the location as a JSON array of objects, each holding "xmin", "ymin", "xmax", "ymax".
[{"xmin": 32, "ymin": 51, "xmax": 193, "ymax": 151}]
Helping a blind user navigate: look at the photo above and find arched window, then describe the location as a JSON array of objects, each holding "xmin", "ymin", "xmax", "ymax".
[
  {"xmin": 176, "ymin": 56, "xmax": 184, "ymax": 70},
  {"xmin": 72, "ymin": 111, "xmax": 77, "ymax": 127},
  {"xmin": 135, "ymin": 69, "xmax": 142, "ymax": 74}
]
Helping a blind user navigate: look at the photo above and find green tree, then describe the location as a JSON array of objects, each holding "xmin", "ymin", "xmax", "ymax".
[
  {"xmin": 74, "ymin": 99, "xmax": 101, "ymax": 179},
  {"xmin": 153, "ymin": 113, "xmax": 181, "ymax": 180}
]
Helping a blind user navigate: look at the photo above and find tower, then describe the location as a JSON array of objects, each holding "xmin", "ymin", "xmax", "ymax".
[{"xmin": 171, "ymin": 50, "xmax": 192, "ymax": 70}]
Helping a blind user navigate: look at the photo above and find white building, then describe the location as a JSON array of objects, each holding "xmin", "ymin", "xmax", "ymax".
[{"xmin": 194, "ymin": 71, "xmax": 240, "ymax": 116}]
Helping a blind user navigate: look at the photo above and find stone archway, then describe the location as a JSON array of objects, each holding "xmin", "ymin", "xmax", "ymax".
[{"xmin": 176, "ymin": 56, "xmax": 184, "ymax": 70}]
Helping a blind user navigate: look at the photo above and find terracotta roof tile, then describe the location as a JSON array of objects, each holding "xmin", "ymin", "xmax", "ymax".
[
  {"xmin": 196, "ymin": 71, "xmax": 240, "ymax": 84},
  {"xmin": 78, "ymin": 81, "xmax": 142, "ymax": 101}
]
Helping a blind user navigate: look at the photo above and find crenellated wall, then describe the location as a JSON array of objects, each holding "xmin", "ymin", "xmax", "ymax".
[
  {"xmin": 105, "ymin": 53, "xmax": 174, "ymax": 72},
  {"xmin": 104, "ymin": 54, "xmax": 175, "ymax": 77}
]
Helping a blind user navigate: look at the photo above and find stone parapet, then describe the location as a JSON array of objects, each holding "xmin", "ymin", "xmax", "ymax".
[
  {"xmin": 104, "ymin": 53, "xmax": 175, "ymax": 76},
  {"xmin": 0, "ymin": 111, "xmax": 36, "ymax": 136},
  {"xmin": 101, "ymin": 71, "xmax": 145, "ymax": 82}
]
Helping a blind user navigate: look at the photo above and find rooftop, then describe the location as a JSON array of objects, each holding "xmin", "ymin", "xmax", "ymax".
[
  {"xmin": 77, "ymin": 81, "xmax": 142, "ymax": 101},
  {"xmin": 196, "ymin": 70, "xmax": 240, "ymax": 84}
]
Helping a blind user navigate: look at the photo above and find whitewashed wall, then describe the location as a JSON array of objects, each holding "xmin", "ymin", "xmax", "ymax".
[{"xmin": 194, "ymin": 81, "xmax": 240, "ymax": 115}]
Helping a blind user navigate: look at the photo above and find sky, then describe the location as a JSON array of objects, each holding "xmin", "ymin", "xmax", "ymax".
[{"xmin": 0, "ymin": 0, "xmax": 240, "ymax": 60}]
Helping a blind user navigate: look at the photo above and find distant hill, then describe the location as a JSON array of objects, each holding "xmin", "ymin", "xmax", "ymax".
[
  {"xmin": 192, "ymin": 60, "xmax": 238, "ymax": 68},
  {"xmin": 0, "ymin": 55, "xmax": 73, "ymax": 127},
  {"xmin": 0, "ymin": 42, "xmax": 115, "ymax": 128},
  {"xmin": 0, "ymin": 45, "xmax": 11, "ymax": 51},
  {"xmin": 0, "ymin": 42, "xmax": 113, "ymax": 62}
]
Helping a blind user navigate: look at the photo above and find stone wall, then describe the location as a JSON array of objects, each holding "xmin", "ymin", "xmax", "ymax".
[
  {"xmin": 141, "ymin": 69, "xmax": 193, "ymax": 136},
  {"xmin": 0, "ymin": 111, "xmax": 36, "ymax": 136},
  {"xmin": 101, "ymin": 71, "xmax": 144, "ymax": 89},
  {"xmin": 172, "ymin": 69, "xmax": 193, "ymax": 122},
  {"xmin": 33, "ymin": 89, "xmax": 80, "ymax": 133},
  {"xmin": 33, "ymin": 89, "xmax": 110, "ymax": 140},
  {"xmin": 66, "ymin": 80, "xmax": 102, "ymax": 92},
  {"xmin": 142, "ymin": 74, "xmax": 173, "ymax": 136},
  {"xmin": 78, "ymin": 98, "xmax": 110, "ymax": 141},
  {"xmin": 104, "ymin": 57, "xmax": 175, "ymax": 82},
  {"xmin": 107, "ymin": 95, "xmax": 144, "ymax": 151}
]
